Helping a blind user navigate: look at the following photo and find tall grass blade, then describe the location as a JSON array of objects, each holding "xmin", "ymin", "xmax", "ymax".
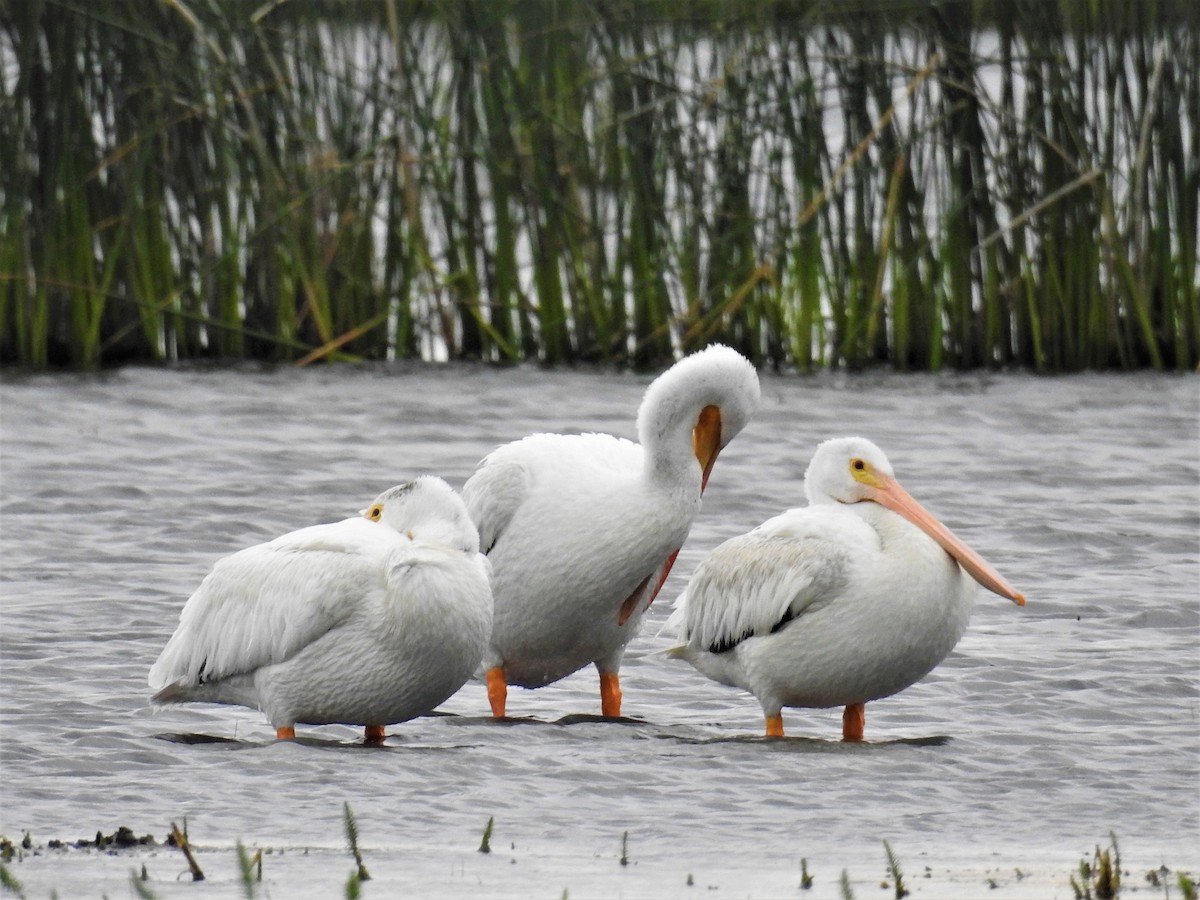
[{"xmin": 5, "ymin": 2, "xmax": 1195, "ymax": 370}]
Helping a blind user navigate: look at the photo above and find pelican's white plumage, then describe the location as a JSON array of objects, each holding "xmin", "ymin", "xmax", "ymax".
[
  {"xmin": 667, "ymin": 437, "xmax": 1024, "ymax": 740},
  {"xmin": 149, "ymin": 477, "xmax": 493, "ymax": 741},
  {"xmin": 463, "ymin": 344, "xmax": 761, "ymax": 718}
]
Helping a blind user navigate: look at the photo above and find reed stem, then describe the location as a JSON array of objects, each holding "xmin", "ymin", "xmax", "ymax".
[{"xmin": 3, "ymin": 1, "xmax": 1194, "ymax": 370}]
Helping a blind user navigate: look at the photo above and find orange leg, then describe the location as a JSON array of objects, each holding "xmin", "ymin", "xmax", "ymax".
[
  {"xmin": 364, "ymin": 724, "xmax": 386, "ymax": 744},
  {"xmin": 599, "ymin": 672, "xmax": 622, "ymax": 718},
  {"xmin": 842, "ymin": 703, "xmax": 865, "ymax": 742},
  {"xmin": 764, "ymin": 714, "xmax": 784, "ymax": 738},
  {"xmin": 275, "ymin": 725, "xmax": 296, "ymax": 741},
  {"xmin": 486, "ymin": 666, "xmax": 508, "ymax": 718}
]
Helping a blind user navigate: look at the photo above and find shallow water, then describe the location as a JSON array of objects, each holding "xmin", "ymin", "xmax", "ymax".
[{"xmin": 1, "ymin": 365, "xmax": 1197, "ymax": 898}]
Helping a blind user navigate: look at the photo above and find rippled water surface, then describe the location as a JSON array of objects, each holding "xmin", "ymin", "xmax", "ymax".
[{"xmin": 1, "ymin": 365, "xmax": 1197, "ymax": 898}]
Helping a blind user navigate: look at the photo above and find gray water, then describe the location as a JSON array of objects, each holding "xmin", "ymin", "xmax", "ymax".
[{"xmin": 1, "ymin": 366, "xmax": 1197, "ymax": 898}]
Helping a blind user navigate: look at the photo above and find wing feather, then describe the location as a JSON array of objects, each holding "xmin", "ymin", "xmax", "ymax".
[
  {"xmin": 462, "ymin": 432, "xmax": 642, "ymax": 554},
  {"xmin": 675, "ymin": 509, "xmax": 862, "ymax": 654},
  {"xmin": 461, "ymin": 458, "xmax": 529, "ymax": 554},
  {"xmin": 149, "ymin": 517, "xmax": 398, "ymax": 689}
]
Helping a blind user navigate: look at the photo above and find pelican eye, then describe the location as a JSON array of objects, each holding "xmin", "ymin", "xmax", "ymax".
[
  {"xmin": 849, "ymin": 457, "xmax": 875, "ymax": 485},
  {"xmin": 365, "ymin": 504, "xmax": 384, "ymax": 522}
]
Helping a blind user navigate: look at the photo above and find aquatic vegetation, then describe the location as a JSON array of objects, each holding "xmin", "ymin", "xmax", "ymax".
[
  {"xmin": 0, "ymin": 861, "xmax": 25, "ymax": 898},
  {"xmin": 128, "ymin": 868, "xmax": 159, "ymax": 900},
  {"xmin": 478, "ymin": 816, "xmax": 494, "ymax": 854},
  {"xmin": 1071, "ymin": 832, "xmax": 1122, "ymax": 899},
  {"xmin": 168, "ymin": 821, "xmax": 204, "ymax": 882},
  {"xmin": 342, "ymin": 802, "xmax": 370, "ymax": 883},
  {"xmin": 3, "ymin": 1, "xmax": 1195, "ymax": 371},
  {"xmin": 2, "ymin": 818, "xmax": 1197, "ymax": 898},
  {"xmin": 882, "ymin": 840, "xmax": 910, "ymax": 899},
  {"xmin": 236, "ymin": 841, "xmax": 261, "ymax": 898},
  {"xmin": 800, "ymin": 857, "xmax": 814, "ymax": 889}
]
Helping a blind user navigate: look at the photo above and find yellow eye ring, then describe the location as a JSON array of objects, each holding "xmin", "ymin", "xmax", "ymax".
[{"xmin": 365, "ymin": 504, "xmax": 383, "ymax": 522}]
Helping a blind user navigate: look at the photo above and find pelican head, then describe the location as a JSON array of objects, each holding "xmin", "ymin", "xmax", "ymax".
[
  {"xmin": 636, "ymin": 344, "xmax": 761, "ymax": 490},
  {"xmin": 363, "ymin": 476, "xmax": 480, "ymax": 553},
  {"xmin": 805, "ymin": 437, "xmax": 1025, "ymax": 606}
]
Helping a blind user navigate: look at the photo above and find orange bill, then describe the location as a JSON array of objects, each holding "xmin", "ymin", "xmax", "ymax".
[
  {"xmin": 866, "ymin": 476, "xmax": 1026, "ymax": 606},
  {"xmin": 692, "ymin": 405, "xmax": 722, "ymax": 491}
]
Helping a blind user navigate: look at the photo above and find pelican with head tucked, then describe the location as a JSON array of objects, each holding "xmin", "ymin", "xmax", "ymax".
[
  {"xmin": 149, "ymin": 477, "xmax": 493, "ymax": 742},
  {"xmin": 667, "ymin": 436, "xmax": 1024, "ymax": 740},
  {"xmin": 463, "ymin": 344, "xmax": 761, "ymax": 719}
]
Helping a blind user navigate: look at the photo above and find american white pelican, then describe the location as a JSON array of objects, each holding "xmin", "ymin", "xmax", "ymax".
[
  {"xmin": 666, "ymin": 436, "xmax": 1025, "ymax": 740},
  {"xmin": 149, "ymin": 477, "xmax": 493, "ymax": 742},
  {"xmin": 463, "ymin": 344, "xmax": 761, "ymax": 718}
]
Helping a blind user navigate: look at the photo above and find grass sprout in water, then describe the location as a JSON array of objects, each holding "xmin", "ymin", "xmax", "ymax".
[
  {"xmin": 883, "ymin": 840, "xmax": 910, "ymax": 898},
  {"xmin": 129, "ymin": 869, "xmax": 159, "ymax": 900},
  {"xmin": 169, "ymin": 820, "xmax": 204, "ymax": 882},
  {"xmin": 342, "ymin": 802, "xmax": 370, "ymax": 883},
  {"xmin": 236, "ymin": 841, "xmax": 263, "ymax": 898},
  {"xmin": 1, "ymin": 817, "xmax": 1197, "ymax": 897},
  {"xmin": 0, "ymin": 863, "xmax": 26, "ymax": 899},
  {"xmin": 1071, "ymin": 832, "xmax": 1121, "ymax": 899}
]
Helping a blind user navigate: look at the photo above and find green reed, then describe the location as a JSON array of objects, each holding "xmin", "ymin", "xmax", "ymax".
[{"xmin": 2, "ymin": 0, "xmax": 1195, "ymax": 370}]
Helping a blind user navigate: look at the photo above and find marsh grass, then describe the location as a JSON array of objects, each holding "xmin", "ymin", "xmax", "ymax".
[
  {"xmin": 839, "ymin": 868, "xmax": 855, "ymax": 900},
  {"xmin": 129, "ymin": 869, "xmax": 159, "ymax": 900},
  {"xmin": 882, "ymin": 840, "xmax": 909, "ymax": 898},
  {"xmin": 235, "ymin": 841, "xmax": 260, "ymax": 899},
  {"xmin": 478, "ymin": 816, "xmax": 494, "ymax": 854},
  {"xmin": 1071, "ymin": 832, "xmax": 1122, "ymax": 900},
  {"xmin": 168, "ymin": 821, "xmax": 204, "ymax": 882},
  {"xmin": 0, "ymin": 862, "xmax": 25, "ymax": 899},
  {"xmin": 3, "ymin": 1, "xmax": 1196, "ymax": 370},
  {"xmin": 342, "ymin": 802, "xmax": 370, "ymax": 883}
]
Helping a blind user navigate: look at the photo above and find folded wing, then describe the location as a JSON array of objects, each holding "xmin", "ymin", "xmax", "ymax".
[
  {"xmin": 673, "ymin": 510, "xmax": 858, "ymax": 654},
  {"xmin": 148, "ymin": 518, "xmax": 400, "ymax": 690}
]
